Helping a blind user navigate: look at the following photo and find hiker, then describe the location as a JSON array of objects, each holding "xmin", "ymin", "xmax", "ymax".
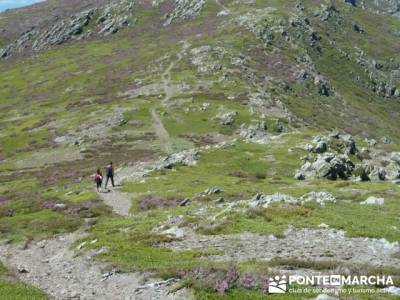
[
  {"xmin": 104, "ymin": 162, "xmax": 115, "ymax": 189},
  {"xmin": 94, "ymin": 169, "xmax": 103, "ymax": 192}
]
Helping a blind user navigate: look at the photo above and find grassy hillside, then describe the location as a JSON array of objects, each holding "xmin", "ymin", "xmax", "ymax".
[{"xmin": 0, "ymin": 0, "xmax": 400, "ymax": 299}]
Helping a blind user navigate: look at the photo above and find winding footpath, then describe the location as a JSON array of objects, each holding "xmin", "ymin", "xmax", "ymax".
[{"xmin": 0, "ymin": 163, "xmax": 191, "ymax": 300}]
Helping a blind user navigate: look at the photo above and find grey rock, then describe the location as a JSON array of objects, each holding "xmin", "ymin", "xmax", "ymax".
[
  {"xmin": 17, "ymin": 265, "xmax": 29, "ymax": 273},
  {"xmin": 216, "ymin": 111, "xmax": 238, "ymax": 125},
  {"xmin": 164, "ymin": 0, "xmax": 206, "ymax": 26},
  {"xmin": 364, "ymin": 164, "xmax": 386, "ymax": 181},
  {"xmin": 179, "ymin": 198, "xmax": 192, "ymax": 207},
  {"xmin": 385, "ymin": 161, "xmax": 400, "ymax": 180},
  {"xmin": 162, "ymin": 226, "xmax": 185, "ymax": 238},
  {"xmin": 383, "ymin": 286, "xmax": 400, "ymax": 296},
  {"xmin": 365, "ymin": 138, "xmax": 377, "ymax": 146},
  {"xmin": 249, "ymin": 192, "xmax": 298, "ymax": 208},
  {"xmin": 314, "ymin": 140, "xmax": 328, "ymax": 153},
  {"xmin": 294, "ymin": 171, "xmax": 305, "ymax": 180},
  {"xmin": 390, "ymin": 152, "xmax": 400, "ymax": 164},
  {"xmin": 157, "ymin": 149, "xmax": 199, "ymax": 170},
  {"xmin": 381, "ymin": 136, "xmax": 392, "ymax": 144},
  {"xmin": 300, "ymin": 192, "xmax": 336, "ymax": 206},
  {"xmin": 360, "ymin": 196, "xmax": 384, "ymax": 205},
  {"xmin": 54, "ymin": 203, "xmax": 67, "ymax": 210},
  {"xmin": 239, "ymin": 121, "xmax": 267, "ymax": 140},
  {"xmin": 202, "ymin": 187, "xmax": 223, "ymax": 195},
  {"xmin": 297, "ymin": 152, "xmax": 354, "ymax": 180}
]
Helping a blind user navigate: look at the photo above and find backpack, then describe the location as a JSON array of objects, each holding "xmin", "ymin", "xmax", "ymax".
[{"xmin": 95, "ymin": 174, "xmax": 102, "ymax": 182}]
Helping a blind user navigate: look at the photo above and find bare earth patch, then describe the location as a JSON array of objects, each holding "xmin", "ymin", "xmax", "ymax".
[
  {"xmin": 0, "ymin": 232, "xmax": 191, "ymax": 300},
  {"xmin": 163, "ymin": 228, "xmax": 400, "ymax": 268}
]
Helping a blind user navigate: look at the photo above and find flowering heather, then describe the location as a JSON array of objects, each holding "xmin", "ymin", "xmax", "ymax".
[{"xmin": 0, "ymin": 196, "xmax": 8, "ymax": 205}]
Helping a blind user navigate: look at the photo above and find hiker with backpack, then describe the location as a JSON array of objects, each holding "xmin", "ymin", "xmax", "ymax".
[
  {"xmin": 104, "ymin": 162, "xmax": 115, "ymax": 189},
  {"xmin": 94, "ymin": 169, "xmax": 103, "ymax": 192}
]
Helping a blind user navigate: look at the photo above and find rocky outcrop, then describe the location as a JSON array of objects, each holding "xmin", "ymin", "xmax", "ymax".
[
  {"xmin": 297, "ymin": 131, "xmax": 400, "ymax": 182},
  {"xmin": 249, "ymin": 191, "xmax": 336, "ymax": 208},
  {"xmin": 345, "ymin": 0, "xmax": 400, "ymax": 18},
  {"xmin": 239, "ymin": 121, "xmax": 268, "ymax": 142},
  {"xmin": 249, "ymin": 192, "xmax": 298, "ymax": 208},
  {"xmin": 164, "ymin": 0, "xmax": 206, "ymax": 26},
  {"xmin": 1, "ymin": 0, "xmax": 135, "ymax": 58},
  {"xmin": 297, "ymin": 152, "xmax": 355, "ymax": 180},
  {"xmin": 32, "ymin": 9, "xmax": 96, "ymax": 52},
  {"xmin": 156, "ymin": 149, "xmax": 199, "ymax": 170},
  {"xmin": 299, "ymin": 192, "xmax": 336, "ymax": 206}
]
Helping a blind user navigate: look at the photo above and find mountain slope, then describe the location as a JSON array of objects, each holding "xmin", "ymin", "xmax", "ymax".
[{"xmin": 0, "ymin": 0, "xmax": 400, "ymax": 299}]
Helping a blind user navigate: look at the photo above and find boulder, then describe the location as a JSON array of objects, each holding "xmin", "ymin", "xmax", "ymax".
[
  {"xmin": 363, "ymin": 164, "xmax": 386, "ymax": 181},
  {"xmin": 156, "ymin": 149, "xmax": 199, "ymax": 170},
  {"xmin": 360, "ymin": 196, "xmax": 384, "ymax": 205},
  {"xmin": 365, "ymin": 138, "xmax": 377, "ymax": 146},
  {"xmin": 298, "ymin": 153, "xmax": 354, "ymax": 180},
  {"xmin": 385, "ymin": 161, "xmax": 400, "ymax": 180},
  {"xmin": 338, "ymin": 134, "xmax": 358, "ymax": 155},
  {"xmin": 381, "ymin": 136, "xmax": 392, "ymax": 144},
  {"xmin": 294, "ymin": 171, "xmax": 305, "ymax": 180},
  {"xmin": 314, "ymin": 140, "xmax": 328, "ymax": 153},
  {"xmin": 390, "ymin": 152, "xmax": 400, "ymax": 164},
  {"xmin": 216, "ymin": 111, "xmax": 237, "ymax": 125},
  {"xmin": 17, "ymin": 265, "xmax": 29, "ymax": 273}
]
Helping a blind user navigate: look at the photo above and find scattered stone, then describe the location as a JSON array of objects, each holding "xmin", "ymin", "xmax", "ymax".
[
  {"xmin": 392, "ymin": 179, "xmax": 400, "ymax": 185},
  {"xmin": 217, "ymin": 10, "xmax": 229, "ymax": 17},
  {"xmin": 352, "ymin": 22, "xmax": 364, "ymax": 33},
  {"xmin": 101, "ymin": 269, "xmax": 119, "ymax": 282},
  {"xmin": 179, "ymin": 198, "xmax": 192, "ymax": 207},
  {"xmin": 365, "ymin": 138, "xmax": 377, "ymax": 146},
  {"xmin": 381, "ymin": 136, "xmax": 392, "ymax": 144},
  {"xmin": 135, "ymin": 278, "xmax": 178, "ymax": 291},
  {"xmin": 54, "ymin": 203, "xmax": 67, "ymax": 210},
  {"xmin": 294, "ymin": 171, "xmax": 305, "ymax": 180},
  {"xmin": 17, "ymin": 265, "xmax": 29, "ymax": 273},
  {"xmin": 202, "ymin": 187, "xmax": 223, "ymax": 195},
  {"xmin": 249, "ymin": 192, "xmax": 298, "ymax": 208},
  {"xmin": 216, "ymin": 111, "xmax": 238, "ymax": 125},
  {"xmin": 318, "ymin": 223, "xmax": 330, "ymax": 229},
  {"xmin": 36, "ymin": 240, "xmax": 47, "ymax": 248},
  {"xmin": 300, "ymin": 192, "xmax": 336, "ymax": 206},
  {"xmin": 360, "ymin": 196, "xmax": 384, "ymax": 205},
  {"xmin": 162, "ymin": 226, "xmax": 185, "ymax": 238},
  {"xmin": 76, "ymin": 241, "xmax": 87, "ymax": 250},
  {"xmin": 383, "ymin": 286, "xmax": 400, "ymax": 296}
]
